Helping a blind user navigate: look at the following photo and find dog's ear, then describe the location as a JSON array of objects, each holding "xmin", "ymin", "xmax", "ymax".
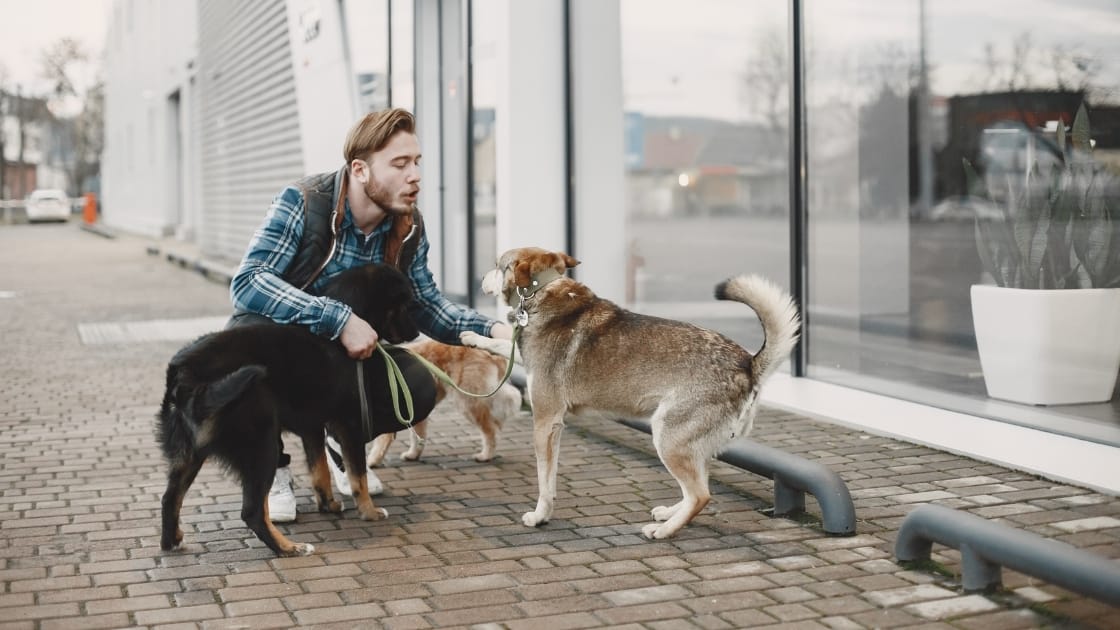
[
  {"xmin": 513, "ymin": 260, "xmax": 536, "ymax": 288},
  {"xmin": 560, "ymin": 253, "xmax": 580, "ymax": 269}
]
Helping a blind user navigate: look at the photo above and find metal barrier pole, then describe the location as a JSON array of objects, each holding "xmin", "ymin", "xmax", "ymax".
[{"xmin": 896, "ymin": 503, "xmax": 1120, "ymax": 605}]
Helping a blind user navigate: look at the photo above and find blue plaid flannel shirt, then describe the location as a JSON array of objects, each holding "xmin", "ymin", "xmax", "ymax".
[{"xmin": 230, "ymin": 185, "xmax": 497, "ymax": 344}]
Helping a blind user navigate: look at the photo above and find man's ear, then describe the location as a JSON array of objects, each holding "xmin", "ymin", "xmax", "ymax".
[{"xmin": 350, "ymin": 158, "xmax": 370, "ymax": 183}]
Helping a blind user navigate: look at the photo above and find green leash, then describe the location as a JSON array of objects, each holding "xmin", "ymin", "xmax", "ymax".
[
  {"xmin": 370, "ymin": 325, "xmax": 522, "ymax": 428},
  {"xmin": 365, "ymin": 269, "xmax": 553, "ymax": 428}
]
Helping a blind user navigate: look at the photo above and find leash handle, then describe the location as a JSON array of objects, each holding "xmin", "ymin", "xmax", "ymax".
[{"xmin": 374, "ymin": 344, "xmax": 416, "ymax": 427}]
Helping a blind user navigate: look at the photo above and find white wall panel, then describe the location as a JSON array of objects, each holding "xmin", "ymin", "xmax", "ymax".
[{"xmin": 198, "ymin": 0, "xmax": 304, "ymax": 261}]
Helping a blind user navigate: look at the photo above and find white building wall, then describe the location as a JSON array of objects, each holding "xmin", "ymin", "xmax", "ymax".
[
  {"xmin": 196, "ymin": 0, "xmax": 304, "ymax": 261},
  {"xmin": 569, "ymin": 0, "xmax": 626, "ymax": 303},
  {"xmin": 101, "ymin": 0, "xmax": 199, "ymax": 237},
  {"xmin": 285, "ymin": 0, "xmax": 357, "ymax": 173},
  {"xmin": 493, "ymin": 0, "xmax": 566, "ymax": 259}
]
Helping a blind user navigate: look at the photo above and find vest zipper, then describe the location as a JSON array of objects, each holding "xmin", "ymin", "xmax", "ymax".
[{"xmin": 395, "ymin": 224, "xmax": 418, "ymax": 267}]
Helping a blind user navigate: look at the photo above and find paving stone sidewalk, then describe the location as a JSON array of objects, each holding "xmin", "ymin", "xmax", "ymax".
[{"xmin": 1, "ymin": 223, "xmax": 1117, "ymax": 629}]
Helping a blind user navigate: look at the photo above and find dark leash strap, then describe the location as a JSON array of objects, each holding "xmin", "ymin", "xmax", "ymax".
[{"xmin": 355, "ymin": 361, "xmax": 375, "ymax": 439}]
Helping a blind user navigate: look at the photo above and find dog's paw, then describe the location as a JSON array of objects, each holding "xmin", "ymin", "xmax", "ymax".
[
  {"xmin": 522, "ymin": 511, "xmax": 548, "ymax": 527},
  {"xmin": 279, "ymin": 542, "xmax": 315, "ymax": 557},
  {"xmin": 401, "ymin": 448, "xmax": 422, "ymax": 461},
  {"xmin": 459, "ymin": 331, "xmax": 483, "ymax": 347},
  {"xmin": 640, "ymin": 520, "xmax": 680, "ymax": 540},
  {"xmin": 473, "ymin": 452, "xmax": 494, "ymax": 463},
  {"xmin": 360, "ymin": 506, "xmax": 389, "ymax": 521},
  {"xmin": 160, "ymin": 528, "xmax": 184, "ymax": 551},
  {"xmin": 651, "ymin": 504, "xmax": 678, "ymax": 522},
  {"xmin": 319, "ymin": 499, "xmax": 343, "ymax": 514}
]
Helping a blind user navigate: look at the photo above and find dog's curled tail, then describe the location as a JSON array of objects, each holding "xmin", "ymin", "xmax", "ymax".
[{"xmin": 715, "ymin": 274, "xmax": 801, "ymax": 384}]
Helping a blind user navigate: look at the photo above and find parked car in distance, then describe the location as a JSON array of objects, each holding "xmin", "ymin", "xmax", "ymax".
[{"xmin": 25, "ymin": 189, "xmax": 71, "ymax": 223}]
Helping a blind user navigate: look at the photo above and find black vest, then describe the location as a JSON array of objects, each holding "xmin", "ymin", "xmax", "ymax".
[{"xmin": 283, "ymin": 167, "xmax": 425, "ymax": 293}]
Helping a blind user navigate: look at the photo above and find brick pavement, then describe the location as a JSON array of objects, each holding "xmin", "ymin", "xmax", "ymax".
[{"xmin": 1, "ymin": 222, "xmax": 1118, "ymax": 629}]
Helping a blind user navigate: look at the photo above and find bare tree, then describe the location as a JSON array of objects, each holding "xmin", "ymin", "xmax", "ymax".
[
  {"xmin": 739, "ymin": 25, "xmax": 788, "ymax": 135},
  {"xmin": 67, "ymin": 80, "xmax": 104, "ymax": 196},
  {"xmin": 970, "ymin": 32, "xmax": 1113, "ymax": 104},
  {"xmin": 40, "ymin": 38, "xmax": 87, "ymax": 104},
  {"xmin": 37, "ymin": 38, "xmax": 102, "ymax": 196}
]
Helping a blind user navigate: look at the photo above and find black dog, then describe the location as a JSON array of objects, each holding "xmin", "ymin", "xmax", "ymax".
[{"xmin": 156, "ymin": 263, "xmax": 435, "ymax": 557}]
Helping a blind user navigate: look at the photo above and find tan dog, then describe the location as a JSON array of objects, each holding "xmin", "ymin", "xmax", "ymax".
[
  {"xmin": 367, "ymin": 339, "xmax": 522, "ymax": 465},
  {"xmin": 461, "ymin": 247, "xmax": 800, "ymax": 539}
]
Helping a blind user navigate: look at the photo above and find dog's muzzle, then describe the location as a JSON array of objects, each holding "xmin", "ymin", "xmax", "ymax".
[{"xmin": 481, "ymin": 268, "xmax": 502, "ymax": 296}]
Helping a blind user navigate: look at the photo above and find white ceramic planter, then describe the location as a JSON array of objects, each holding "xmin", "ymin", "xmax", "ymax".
[{"xmin": 971, "ymin": 285, "xmax": 1120, "ymax": 405}]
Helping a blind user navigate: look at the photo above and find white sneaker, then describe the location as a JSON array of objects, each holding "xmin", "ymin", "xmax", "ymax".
[
  {"xmin": 268, "ymin": 466, "xmax": 297, "ymax": 523},
  {"xmin": 326, "ymin": 436, "xmax": 384, "ymax": 496}
]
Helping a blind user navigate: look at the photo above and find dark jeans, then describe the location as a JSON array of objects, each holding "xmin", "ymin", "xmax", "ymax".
[{"xmin": 224, "ymin": 312, "xmax": 436, "ymax": 471}]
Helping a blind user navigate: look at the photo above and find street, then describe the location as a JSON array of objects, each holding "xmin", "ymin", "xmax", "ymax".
[{"xmin": 0, "ymin": 223, "xmax": 1117, "ymax": 629}]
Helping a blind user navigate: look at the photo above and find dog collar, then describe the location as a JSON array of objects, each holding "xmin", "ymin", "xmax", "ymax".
[
  {"xmin": 520, "ymin": 268, "xmax": 563, "ymax": 297},
  {"xmin": 512, "ymin": 268, "xmax": 564, "ymax": 328}
]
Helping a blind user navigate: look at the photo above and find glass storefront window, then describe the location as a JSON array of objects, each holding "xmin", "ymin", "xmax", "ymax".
[
  {"xmin": 619, "ymin": 0, "xmax": 791, "ymax": 349},
  {"xmin": 470, "ymin": 0, "xmax": 499, "ymax": 308},
  {"xmin": 342, "ymin": 0, "xmax": 388, "ymax": 113},
  {"xmin": 803, "ymin": 0, "xmax": 1120, "ymax": 444},
  {"xmin": 389, "ymin": 0, "xmax": 414, "ymax": 111}
]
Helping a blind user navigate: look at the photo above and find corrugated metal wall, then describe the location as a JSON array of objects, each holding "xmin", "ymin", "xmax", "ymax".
[{"xmin": 197, "ymin": 0, "xmax": 304, "ymax": 262}]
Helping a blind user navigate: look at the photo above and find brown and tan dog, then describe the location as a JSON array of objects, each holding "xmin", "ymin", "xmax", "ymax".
[
  {"xmin": 461, "ymin": 247, "xmax": 800, "ymax": 539},
  {"xmin": 367, "ymin": 339, "xmax": 523, "ymax": 465}
]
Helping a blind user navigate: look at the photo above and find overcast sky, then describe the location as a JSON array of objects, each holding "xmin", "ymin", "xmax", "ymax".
[{"xmin": 0, "ymin": 0, "xmax": 112, "ymax": 95}]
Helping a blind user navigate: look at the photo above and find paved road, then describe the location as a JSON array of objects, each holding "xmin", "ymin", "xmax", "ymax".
[{"xmin": 1, "ymin": 222, "xmax": 1117, "ymax": 629}]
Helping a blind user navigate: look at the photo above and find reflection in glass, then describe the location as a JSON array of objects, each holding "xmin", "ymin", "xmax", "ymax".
[
  {"xmin": 803, "ymin": 0, "xmax": 1120, "ymax": 442},
  {"xmin": 619, "ymin": 0, "xmax": 791, "ymax": 349},
  {"xmin": 341, "ymin": 0, "xmax": 388, "ymax": 113}
]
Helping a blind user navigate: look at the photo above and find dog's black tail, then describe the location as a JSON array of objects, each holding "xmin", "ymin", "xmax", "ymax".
[
  {"xmin": 157, "ymin": 365, "xmax": 267, "ymax": 456},
  {"xmin": 199, "ymin": 366, "xmax": 268, "ymax": 414},
  {"xmin": 715, "ymin": 274, "xmax": 800, "ymax": 385}
]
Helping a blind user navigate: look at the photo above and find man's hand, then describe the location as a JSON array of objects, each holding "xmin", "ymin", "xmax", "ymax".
[
  {"xmin": 340, "ymin": 314, "xmax": 379, "ymax": 360},
  {"xmin": 489, "ymin": 322, "xmax": 513, "ymax": 340}
]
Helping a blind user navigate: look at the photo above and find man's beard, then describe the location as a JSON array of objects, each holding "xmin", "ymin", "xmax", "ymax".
[{"xmin": 365, "ymin": 178, "xmax": 412, "ymax": 216}]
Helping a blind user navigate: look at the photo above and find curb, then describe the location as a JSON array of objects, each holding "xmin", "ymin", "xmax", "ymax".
[
  {"xmin": 145, "ymin": 244, "xmax": 237, "ymax": 285},
  {"xmin": 79, "ymin": 222, "xmax": 117, "ymax": 239}
]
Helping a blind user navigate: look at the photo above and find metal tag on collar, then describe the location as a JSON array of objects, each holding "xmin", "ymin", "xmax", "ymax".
[{"xmin": 515, "ymin": 308, "xmax": 529, "ymax": 327}]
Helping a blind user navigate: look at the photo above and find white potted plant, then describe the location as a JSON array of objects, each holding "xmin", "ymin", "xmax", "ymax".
[{"xmin": 969, "ymin": 103, "xmax": 1120, "ymax": 405}]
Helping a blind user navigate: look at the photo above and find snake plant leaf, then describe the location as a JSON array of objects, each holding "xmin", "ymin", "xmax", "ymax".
[
  {"xmin": 1011, "ymin": 170, "xmax": 1046, "ymax": 289},
  {"xmin": 967, "ymin": 102, "xmax": 1119, "ymax": 290},
  {"xmin": 1056, "ymin": 113, "xmax": 1067, "ymax": 155},
  {"xmin": 975, "ymin": 219, "xmax": 1007, "ymax": 286},
  {"xmin": 1071, "ymin": 103, "xmax": 1091, "ymax": 154}
]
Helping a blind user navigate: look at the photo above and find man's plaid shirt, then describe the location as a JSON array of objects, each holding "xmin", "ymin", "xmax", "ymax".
[{"xmin": 230, "ymin": 185, "xmax": 497, "ymax": 343}]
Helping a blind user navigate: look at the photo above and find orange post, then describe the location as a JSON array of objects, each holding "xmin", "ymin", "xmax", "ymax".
[{"xmin": 82, "ymin": 192, "xmax": 97, "ymax": 224}]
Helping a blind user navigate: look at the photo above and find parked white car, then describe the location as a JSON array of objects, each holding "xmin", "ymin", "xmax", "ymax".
[{"xmin": 25, "ymin": 189, "xmax": 71, "ymax": 223}]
